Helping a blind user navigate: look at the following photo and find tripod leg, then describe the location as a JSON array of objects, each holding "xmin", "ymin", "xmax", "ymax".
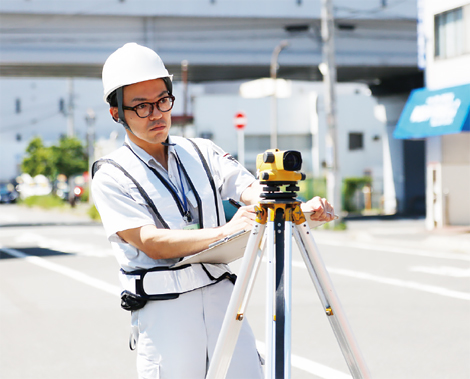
[
  {"xmin": 293, "ymin": 222, "xmax": 371, "ymax": 379},
  {"xmin": 206, "ymin": 222, "xmax": 266, "ymax": 379},
  {"xmin": 284, "ymin": 220, "xmax": 293, "ymax": 379},
  {"xmin": 265, "ymin": 216, "xmax": 275, "ymax": 379}
]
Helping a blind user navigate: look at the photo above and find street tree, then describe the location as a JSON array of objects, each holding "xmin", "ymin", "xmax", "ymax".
[
  {"xmin": 21, "ymin": 136, "xmax": 88, "ymax": 180},
  {"xmin": 52, "ymin": 136, "xmax": 88, "ymax": 179},
  {"xmin": 21, "ymin": 136, "xmax": 55, "ymax": 178}
]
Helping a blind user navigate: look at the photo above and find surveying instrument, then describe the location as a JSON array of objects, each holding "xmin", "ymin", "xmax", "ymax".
[{"xmin": 206, "ymin": 149, "xmax": 370, "ymax": 379}]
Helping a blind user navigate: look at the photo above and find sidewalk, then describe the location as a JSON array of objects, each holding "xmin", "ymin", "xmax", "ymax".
[
  {"xmin": 0, "ymin": 203, "xmax": 97, "ymax": 227},
  {"xmin": 314, "ymin": 216, "xmax": 470, "ymax": 256}
]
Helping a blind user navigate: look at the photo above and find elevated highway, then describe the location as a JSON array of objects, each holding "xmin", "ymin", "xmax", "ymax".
[{"xmin": 0, "ymin": 0, "xmax": 422, "ymax": 93}]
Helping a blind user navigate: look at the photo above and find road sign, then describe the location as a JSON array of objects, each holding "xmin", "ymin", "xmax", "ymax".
[{"xmin": 234, "ymin": 112, "xmax": 247, "ymax": 129}]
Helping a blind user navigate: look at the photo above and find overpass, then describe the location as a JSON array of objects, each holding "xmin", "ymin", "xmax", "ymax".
[{"xmin": 0, "ymin": 0, "xmax": 422, "ymax": 93}]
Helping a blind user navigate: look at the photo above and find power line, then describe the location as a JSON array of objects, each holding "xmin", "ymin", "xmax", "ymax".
[{"xmin": 0, "ymin": 111, "xmax": 62, "ymax": 132}]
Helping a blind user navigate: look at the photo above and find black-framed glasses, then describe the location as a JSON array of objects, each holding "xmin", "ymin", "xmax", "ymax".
[{"xmin": 123, "ymin": 95, "xmax": 175, "ymax": 118}]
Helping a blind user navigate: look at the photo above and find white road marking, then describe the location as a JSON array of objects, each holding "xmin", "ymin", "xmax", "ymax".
[
  {"xmin": 256, "ymin": 341, "xmax": 352, "ymax": 379},
  {"xmin": 1, "ymin": 246, "xmax": 352, "ymax": 379},
  {"xmin": 409, "ymin": 266, "xmax": 470, "ymax": 278},
  {"xmin": 0, "ymin": 246, "xmax": 120, "ymax": 296},
  {"xmin": 314, "ymin": 238, "xmax": 470, "ymax": 261},
  {"xmin": 291, "ymin": 261, "xmax": 470, "ymax": 301}
]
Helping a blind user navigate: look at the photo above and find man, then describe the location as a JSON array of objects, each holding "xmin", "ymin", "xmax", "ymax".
[{"xmin": 92, "ymin": 43, "xmax": 334, "ymax": 379}]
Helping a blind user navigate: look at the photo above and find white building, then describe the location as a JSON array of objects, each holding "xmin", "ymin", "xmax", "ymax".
[
  {"xmin": 393, "ymin": 0, "xmax": 470, "ymax": 228},
  {"xmin": 194, "ymin": 80, "xmax": 384, "ymax": 206}
]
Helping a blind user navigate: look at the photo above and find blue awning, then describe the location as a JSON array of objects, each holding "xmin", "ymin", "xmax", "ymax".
[{"xmin": 393, "ymin": 83, "xmax": 470, "ymax": 139}]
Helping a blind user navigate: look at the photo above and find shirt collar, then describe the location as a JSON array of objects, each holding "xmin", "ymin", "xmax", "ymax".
[{"xmin": 124, "ymin": 135, "xmax": 177, "ymax": 170}]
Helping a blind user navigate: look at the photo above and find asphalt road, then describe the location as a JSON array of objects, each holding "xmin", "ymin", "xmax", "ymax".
[{"xmin": 0, "ymin": 204, "xmax": 469, "ymax": 379}]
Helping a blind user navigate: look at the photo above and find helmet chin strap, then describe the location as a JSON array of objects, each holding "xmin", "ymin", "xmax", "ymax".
[{"xmin": 116, "ymin": 87, "xmax": 135, "ymax": 135}]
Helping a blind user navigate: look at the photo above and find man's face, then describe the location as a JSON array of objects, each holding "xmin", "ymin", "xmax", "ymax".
[{"xmin": 111, "ymin": 78, "xmax": 172, "ymax": 147}]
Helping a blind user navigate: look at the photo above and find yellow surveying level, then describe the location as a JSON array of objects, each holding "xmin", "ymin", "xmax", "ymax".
[
  {"xmin": 207, "ymin": 149, "xmax": 370, "ymax": 379},
  {"xmin": 256, "ymin": 149, "xmax": 305, "ymax": 184}
]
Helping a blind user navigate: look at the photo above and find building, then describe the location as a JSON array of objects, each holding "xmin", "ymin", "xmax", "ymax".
[{"xmin": 393, "ymin": 0, "xmax": 470, "ymax": 228}]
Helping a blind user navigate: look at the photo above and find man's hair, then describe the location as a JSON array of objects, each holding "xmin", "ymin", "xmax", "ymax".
[
  {"xmin": 107, "ymin": 91, "xmax": 118, "ymax": 107},
  {"xmin": 106, "ymin": 78, "xmax": 173, "ymax": 108}
]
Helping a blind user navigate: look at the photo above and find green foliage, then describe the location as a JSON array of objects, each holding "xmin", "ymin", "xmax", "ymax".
[
  {"xmin": 52, "ymin": 136, "xmax": 88, "ymax": 178},
  {"xmin": 87, "ymin": 204, "xmax": 101, "ymax": 221},
  {"xmin": 333, "ymin": 221, "xmax": 347, "ymax": 230},
  {"xmin": 318, "ymin": 220, "xmax": 347, "ymax": 231},
  {"xmin": 21, "ymin": 136, "xmax": 88, "ymax": 180},
  {"xmin": 21, "ymin": 194, "xmax": 65, "ymax": 209},
  {"xmin": 342, "ymin": 177, "xmax": 372, "ymax": 212},
  {"xmin": 21, "ymin": 137, "xmax": 55, "ymax": 178},
  {"xmin": 80, "ymin": 186, "xmax": 90, "ymax": 202},
  {"xmin": 298, "ymin": 176, "xmax": 327, "ymax": 201}
]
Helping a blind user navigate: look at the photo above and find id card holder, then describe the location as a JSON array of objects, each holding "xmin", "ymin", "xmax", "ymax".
[{"xmin": 184, "ymin": 222, "xmax": 200, "ymax": 230}]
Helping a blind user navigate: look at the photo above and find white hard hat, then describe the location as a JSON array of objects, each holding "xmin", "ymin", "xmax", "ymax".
[{"xmin": 102, "ymin": 43, "xmax": 173, "ymax": 102}]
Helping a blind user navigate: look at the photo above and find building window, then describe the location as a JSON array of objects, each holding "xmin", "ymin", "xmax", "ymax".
[
  {"xmin": 434, "ymin": 6, "xmax": 470, "ymax": 59},
  {"xmin": 245, "ymin": 134, "xmax": 313, "ymax": 152},
  {"xmin": 245, "ymin": 135, "xmax": 271, "ymax": 152},
  {"xmin": 278, "ymin": 134, "xmax": 312, "ymax": 150},
  {"xmin": 349, "ymin": 132, "xmax": 364, "ymax": 151},
  {"xmin": 59, "ymin": 98, "xmax": 66, "ymax": 114},
  {"xmin": 15, "ymin": 98, "xmax": 21, "ymax": 114}
]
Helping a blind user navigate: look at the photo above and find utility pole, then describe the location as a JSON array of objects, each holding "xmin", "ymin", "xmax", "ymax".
[
  {"xmin": 270, "ymin": 40, "xmax": 289, "ymax": 149},
  {"xmin": 181, "ymin": 60, "xmax": 189, "ymax": 137},
  {"xmin": 67, "ymin": 78, "xmax": 75, "ymax": 137},
  {"xmin": 85, "ymin": 108, "xmax": 96, "ymax": 204},
  {"xmin": 321, "ymin": 0, "xmax": 342, "ymax": 222}
]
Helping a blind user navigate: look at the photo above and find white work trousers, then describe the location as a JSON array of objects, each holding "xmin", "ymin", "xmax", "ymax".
[{"xmin": 131, "ymin": 279, "xmax": 264, "ymax": 379}]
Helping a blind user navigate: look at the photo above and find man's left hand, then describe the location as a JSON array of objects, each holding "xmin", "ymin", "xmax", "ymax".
[{"xmin": 301, "ymin": 196, "xmax": 335, "ymax": 222}]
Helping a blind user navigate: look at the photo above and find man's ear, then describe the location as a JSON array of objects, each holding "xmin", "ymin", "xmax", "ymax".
[{"xmin": 110, "ymin": 107, "xmax": 119, "ymax": 122}]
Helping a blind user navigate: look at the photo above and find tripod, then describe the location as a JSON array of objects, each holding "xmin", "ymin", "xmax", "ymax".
[{"xmin": 206, "ymin": 183, "xmax": 371, "ymax": 379}]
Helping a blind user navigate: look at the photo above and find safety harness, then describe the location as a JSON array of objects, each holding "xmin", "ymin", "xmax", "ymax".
[{"xmin": 92, "ymin": 138, "xmax": 236, "ymax": 311}]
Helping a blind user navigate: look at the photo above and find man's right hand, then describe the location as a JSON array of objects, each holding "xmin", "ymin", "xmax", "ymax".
[{"xmin": 221, "ymin": 205, "xmax": 257, "ymax": 236}]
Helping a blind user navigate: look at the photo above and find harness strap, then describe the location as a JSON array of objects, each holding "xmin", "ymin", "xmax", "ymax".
[
  {"xmin": 119, "ymin": 263, "xmax": 233, "ymax": 300},
  {"xmin": 187, "ymin": 139, "xmax": 221, "ymax": 226},
  {"xmin": 92, "ymin": 159, "xmax": 169, "ymax": 228},
  {"xmin": 201, "ymin": 263, "xmax": 237, "ymax": 285}
]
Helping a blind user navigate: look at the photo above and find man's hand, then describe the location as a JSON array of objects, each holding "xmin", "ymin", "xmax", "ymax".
[
  {"xmin": 221, "ymin": 204, "xmax": 257, "ymax": 236},
  {"xmin": 241, "ymin": 181, "xmax": 335, "ymax": 223},
  {"xmin": 301, "ymin": 196, "xmax": 335, "ymax": 222}
]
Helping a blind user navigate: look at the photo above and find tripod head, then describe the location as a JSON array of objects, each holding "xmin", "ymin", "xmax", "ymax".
[{"xmin": 256, "ymin": 149, "xmax": 306, "ymax": 201}]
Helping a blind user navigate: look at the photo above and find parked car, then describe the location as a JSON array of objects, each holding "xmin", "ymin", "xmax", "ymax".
[{"xmin": 0, "ymin": 183, "xmax": 19, "ymax": 203}]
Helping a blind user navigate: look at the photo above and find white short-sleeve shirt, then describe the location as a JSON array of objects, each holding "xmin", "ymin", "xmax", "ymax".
[{"xmin": 92, "ymin": 135, "xmax": 256, "ymax": 271}]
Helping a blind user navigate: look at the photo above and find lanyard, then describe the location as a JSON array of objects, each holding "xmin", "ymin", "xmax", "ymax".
[
  {"xmin": 153, "ymin": 152, "xmax": 192, "ymax": 223},
  {"xmin": 124, "ymin": 142, "xmax": 205, "ymax": 227},
  {"xmin": 172, "ymin": 153, "xmax": 191, "ymax": 223},
  {"xmin": 172, "ymin": 150, "xmax": 204, "ymax": 227}
]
